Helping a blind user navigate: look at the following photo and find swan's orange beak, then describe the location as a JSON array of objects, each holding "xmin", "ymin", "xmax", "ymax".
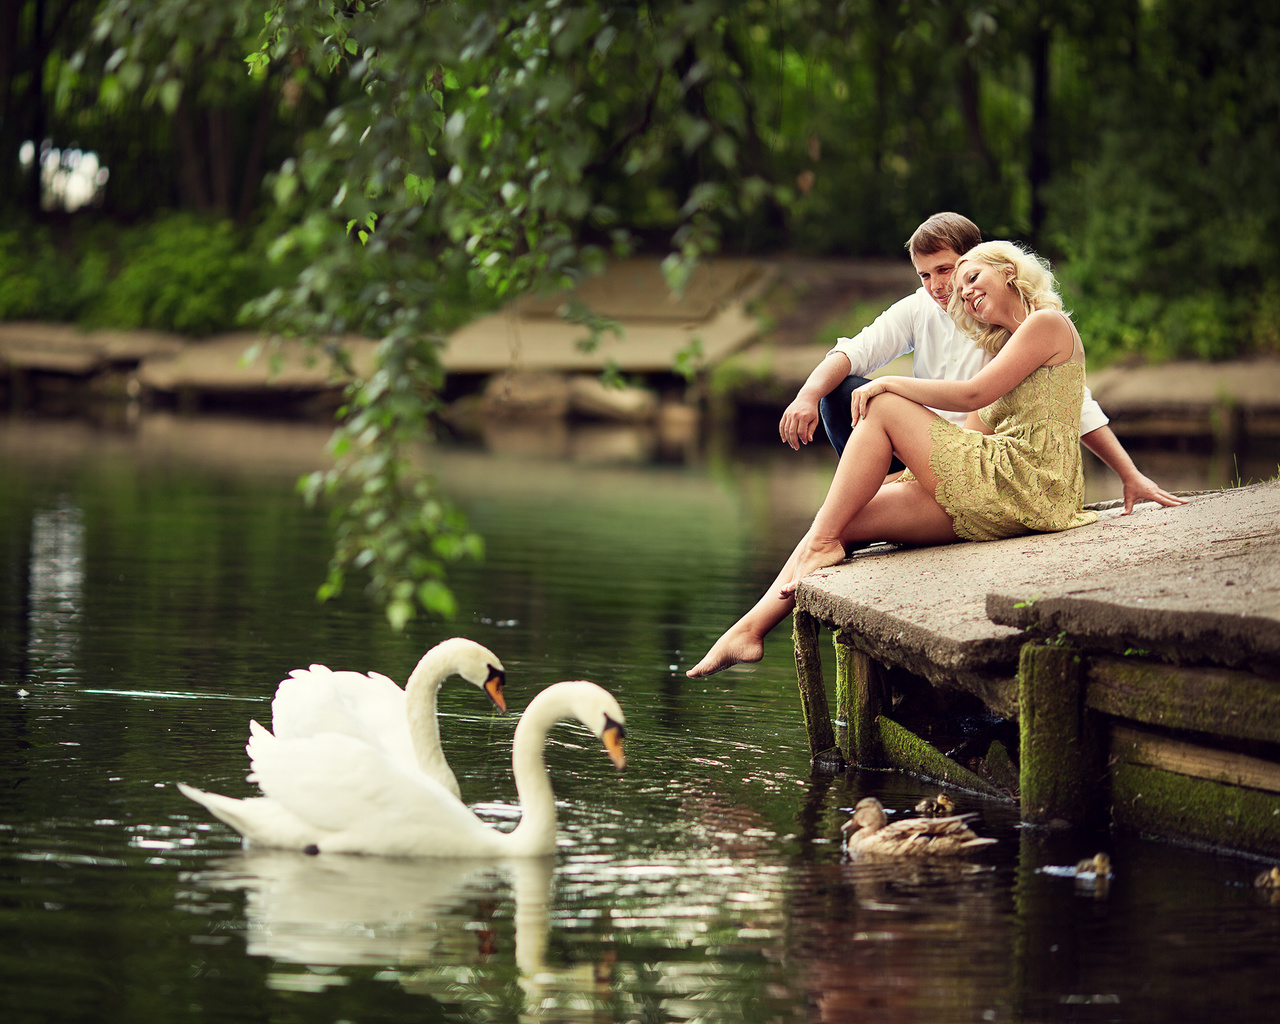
[
  {"xmin": 601, "ymin": 717, "xmax": 626, "ymax": 770},
  {"xmin": 484, "ymin": 666, "xmax": 507, "ymax": 713}
]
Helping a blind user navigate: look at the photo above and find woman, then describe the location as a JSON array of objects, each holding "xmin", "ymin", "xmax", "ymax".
[{"xmin": 687, "ymin": 241, "xmax": 1097, "ymax": 678}]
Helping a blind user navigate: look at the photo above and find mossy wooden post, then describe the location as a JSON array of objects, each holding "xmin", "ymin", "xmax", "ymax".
[
  {"xmin": 792, "ymin": 610, "xmax": 837, "ymax": 761},
  {"xmin": 833, "ymin": 635, "xmax": 854, "ymax": 752},
  {"xmin": 834, "ymin": 636, "xmax": 887, "ymax": 767},
  {"xmin": 1019, "ymin": 642, "xmax": 1087, "ymax": 824}
]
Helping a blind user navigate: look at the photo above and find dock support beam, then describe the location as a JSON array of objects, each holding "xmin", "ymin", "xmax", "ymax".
[
  {"xmin": 1019, "ymin": 642, "xmax": 1087, "ymax": 824},
  {"xmin": 834, "ymin": 637, "xmax": 887, "ymax": 767},
  {"xmin": 792, "ymin": 610, "xmax": 842, "ymax": 768}
]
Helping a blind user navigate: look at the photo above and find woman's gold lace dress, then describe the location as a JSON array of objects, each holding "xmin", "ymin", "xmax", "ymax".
[{"xmin": 911, "ymin": 359, "xmax": 1098, "ymax": 541}]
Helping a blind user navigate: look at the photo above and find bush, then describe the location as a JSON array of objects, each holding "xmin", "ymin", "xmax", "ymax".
[
  {"xmin": 86, "ymin": 213, "xmax": 280, "ymax": 336},
  {"xmin": 0, "ymin": 213, "xmax": 298, "ymax": 336},
  {"xmin": 1065, "ymin": 283, "xmax": 1249, "ymax": 365},
  {"xmin": 0, "ymin": 228, "xmax": 80, "ymax": 321}
]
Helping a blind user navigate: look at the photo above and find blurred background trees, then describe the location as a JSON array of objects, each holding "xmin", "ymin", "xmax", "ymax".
[
  {"xmin": 2, "ymin": 0, "xmax": 1277, "ymax": 623},
  {"xmin": 4, "ymin": 0, "xmax": 1276, "ymax": 357},
  {"xmin": 5, "ymin": 0, "xmax": 1278, "ymax": 352}
]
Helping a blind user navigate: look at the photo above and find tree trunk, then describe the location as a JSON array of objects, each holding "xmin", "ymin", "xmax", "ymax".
[
  {"xmin": 173, "ymin": 98, "xmax": 211, "ymax": 210},
  {"xmin": 237, "ymin": 90, "xmax": 274, "ymax": 225},
  {"xmin": 208, "ymin": 106, "xmax": 233, "ymax": 215},
  {"xmin": 20, "ymin": 0, "xmax": 47, "ymax": 214}
]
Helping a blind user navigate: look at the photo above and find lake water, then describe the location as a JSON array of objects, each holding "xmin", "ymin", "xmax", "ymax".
[{"xmin": 2, "ymin": 413, "xmax": 1279, "ymax": 1024}]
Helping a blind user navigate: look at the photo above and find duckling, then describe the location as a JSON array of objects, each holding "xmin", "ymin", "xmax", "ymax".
[
  {"xmin": 914, "ymin": 793, "xmax": 956, "ymax": 818},
  {"xmin": 1074, "ymin": 852, "xmax": 1113, "ymax": 878},
  {"xmin": 1254, "ymin": 866, "xmax": 1280, "ymax": 889},
  {"xmin": 842, "ymin": 797, "xmax": 997, "ymax": 858}
]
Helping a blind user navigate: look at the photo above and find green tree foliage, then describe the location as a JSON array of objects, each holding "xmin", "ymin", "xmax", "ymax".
[
  {"xmin": 777, "ymin": 0, "xmax": 1037, "ymax": 252},
  {"xmin": 1045, "ymin": 0, "xmax": 1280, "ymax": 361},
  {"xmin": 9, "ymin": 0, "xmax": 1278, "ymax": 626},
  {"xmin": 242, "ymin": 0, "xmax": 809, "ymax": 629},
  {"xmin": 0, "ymin": 227, "xmax": 81, "ymax": 320},
  {"xmin": 1, "ymin": 0, "xmax": 316, "ymax": 220},
  {"xmin": 85, "ymin": 212, "xmax": 290, "ymax": 334},
  {"xmin": 0, "ymin": 213, "xmax": 293, "ymax": 332},
  {"xmin": 0, "ymin": 0, "xmax": 102, "ymax": 212}
]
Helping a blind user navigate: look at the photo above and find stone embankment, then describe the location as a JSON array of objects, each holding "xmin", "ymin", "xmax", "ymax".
[{"xmin": 2, "ymin": 258, "xmax": 1280, "ymax": 449}]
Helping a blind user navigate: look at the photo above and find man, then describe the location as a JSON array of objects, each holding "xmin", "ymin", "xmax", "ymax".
[{"xmin": 778, "ymin": 212, "xmax": 1183, "ymax": 514}]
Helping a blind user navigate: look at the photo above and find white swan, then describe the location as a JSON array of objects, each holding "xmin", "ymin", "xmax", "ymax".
[
  {"xmin": 268, "ymin": 636, "xmax": 506, "ymax": 799},
  {"xmin": 178, "ymin": 679, "xmax": 626, "ymax": 858}
]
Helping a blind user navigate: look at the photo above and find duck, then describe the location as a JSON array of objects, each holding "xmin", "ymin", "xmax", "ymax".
[
  {"xmin": 1074, "ymin": 852, "xmax": 1113, "ymax": 878},
  {"xmin": 914, "ymin": 793, "xmax": 956, "ymax": 818},
  {"xmin": 842, "ymin": 797, "xmax": 997, "ymax": 857},
  {"xmin": 1254, "ymin": 866, "xmax": 1280, "ymax": 889},
  {"xmin": 178, "ymin": 679, "xmax": 626, "ymax": 858},
  {"xmin": 268, "ymin": 637, "xmax": 506, "ymax": 799}
]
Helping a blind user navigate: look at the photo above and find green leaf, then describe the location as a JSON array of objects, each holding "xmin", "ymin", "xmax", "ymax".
[
  {"xmin": 387, "ymin": 598, "xmax": 414, "ymax": 632},
  {"xmin": 417, "ymin": 579, "xmax": 458, "ymax": 619},
  {"xmin": 158, "ymin": 79, "xmax": 182, "ymax": 115}
]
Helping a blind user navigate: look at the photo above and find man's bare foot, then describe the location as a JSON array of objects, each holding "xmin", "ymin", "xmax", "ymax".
[
  {"xmin": 686, "ymin": 625, "xmax": 765, "ymax": 678},
  {"xmin": 778, "ymin": 536, "xmax": 847, "ymax": 597}
]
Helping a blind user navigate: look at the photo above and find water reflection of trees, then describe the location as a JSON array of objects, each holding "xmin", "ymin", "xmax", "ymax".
[{"xmin": 27, "ymin": 497, "xmax": 85, "ymax": 684}]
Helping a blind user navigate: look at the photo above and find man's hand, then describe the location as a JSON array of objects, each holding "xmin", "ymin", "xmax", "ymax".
[
  {"xmin": 779, "ymin": 396, "xmax": 820, "ymax": 450},
  {"xmin": 779, "ymin": 350, "xmax": 855, "ymax": 451}
]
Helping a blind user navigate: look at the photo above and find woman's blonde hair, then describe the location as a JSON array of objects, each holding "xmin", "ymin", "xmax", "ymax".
[{"xmin": 948, "ymin": 240, "xmax": 1064, "ymax": 354}]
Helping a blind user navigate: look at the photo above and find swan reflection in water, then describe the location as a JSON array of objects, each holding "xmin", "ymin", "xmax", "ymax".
[{"xmin": 188, "ymin": 851, "xmax": 610, "ymax": 1015}]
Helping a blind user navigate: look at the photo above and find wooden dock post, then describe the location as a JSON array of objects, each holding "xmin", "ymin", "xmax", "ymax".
[
  {"xmin": 833, "ymin": 637, "xmax": 887, "ymax": 767},
  {"xmin": 1018, "ymin": 642, "xmax": 1088, "ymax": 824},
  {"xmin": 792, "ymin": 610, "xmax": 841, "ymax": 768},
  {"xmin": 833, "ymin": 635, "xmax": 853, "ymax": 754}
]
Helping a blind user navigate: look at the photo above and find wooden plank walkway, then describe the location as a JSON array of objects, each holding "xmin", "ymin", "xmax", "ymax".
[{"xmin": 791, "ymin": 479, "xmax": 1280, "ymax": 857}]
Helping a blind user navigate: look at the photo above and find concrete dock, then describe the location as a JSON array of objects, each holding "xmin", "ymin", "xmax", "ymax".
[{"xmin": 791, "ymin": 480, "xmax": 1280, "ymax": 857}]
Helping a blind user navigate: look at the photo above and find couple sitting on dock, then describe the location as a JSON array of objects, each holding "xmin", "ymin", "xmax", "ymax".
[{"xmin": 687, "ymin": 213, "xmax": 1184, "ymax": 678}]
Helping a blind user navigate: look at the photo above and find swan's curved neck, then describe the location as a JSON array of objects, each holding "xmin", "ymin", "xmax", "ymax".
[
  {"xmin": 505, "ymin": 698, "xmax": 564, "ymax": 856},
  {"xmin": 404, "ymin": 649, "xmax": 450, "ymax": 776}
]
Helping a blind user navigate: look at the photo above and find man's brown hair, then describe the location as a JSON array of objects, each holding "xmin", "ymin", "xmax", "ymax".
[{"xmin": 906, "ymin": 212, "xmax": 981, "ymax": 258}]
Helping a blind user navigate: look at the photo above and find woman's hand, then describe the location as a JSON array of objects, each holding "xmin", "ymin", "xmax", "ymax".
[{"xmin": 850, "ymin": 377, "xmax": 894, "ymax": 427}]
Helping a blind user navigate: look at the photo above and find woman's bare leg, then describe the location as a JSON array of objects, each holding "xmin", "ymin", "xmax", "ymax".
[
  {"xmin": 687, "ymin": 396, "xmax": 956, "ymax": 678},
  {"xmin": 780, "ymin": 395, "xmax": 949, "ymax": 595},
  {"xmin": 685, "ymin": 535, "xmax": 813, "ymax": 677},
  {"xmin": 686, "ymin": 481, "xmax": 958, "ymax": 677}
]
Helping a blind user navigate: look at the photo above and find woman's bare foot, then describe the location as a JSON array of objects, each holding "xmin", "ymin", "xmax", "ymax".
[
  {"xmin": 778, "ymin": 536, "xmax": 847, "ymax": 597},
  {"xmin": 686, "ymin": 624, "xmax": 765, "ymax": 677}
]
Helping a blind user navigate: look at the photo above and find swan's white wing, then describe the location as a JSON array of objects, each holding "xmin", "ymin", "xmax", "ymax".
[
  {"xmin": 248, "ymin": 728, "xmax": 433, "ymax": 830},
  {"xmin": 270, "ymin": 665, "xmax": 417, "ymax": 769},
  {"xmin": 246, "ymin": 729, "xmax": 508, "ymax": 856},
  {"xmin": 177, "ymin": 783, "xmax": 326, "ymax": 850}
]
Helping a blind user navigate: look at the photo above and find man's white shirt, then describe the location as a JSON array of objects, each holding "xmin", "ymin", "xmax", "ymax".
[{"xmin": 829, "ymin": 286, "xmax": 1108, "ymax": 433}]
